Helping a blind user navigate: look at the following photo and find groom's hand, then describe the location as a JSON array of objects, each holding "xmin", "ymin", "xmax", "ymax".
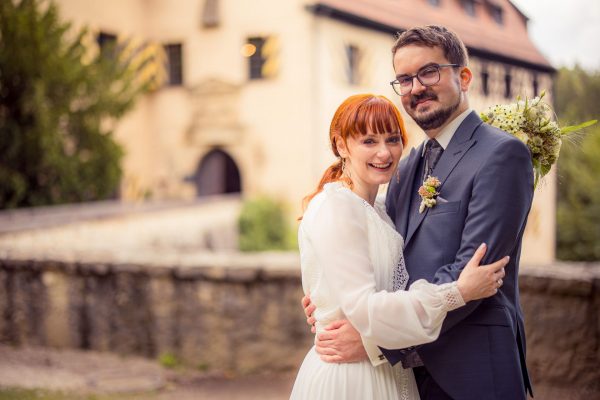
[
  {"xmin": 315, "ymin": 320, "xmax": 368, "ymax": 363},
  {"xmin": 301, "ymin": 294, "xmax": 316, "ymax": 334}
]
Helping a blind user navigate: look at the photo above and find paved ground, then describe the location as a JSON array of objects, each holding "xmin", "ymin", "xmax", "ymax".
[
  {"xmin": 0, "ymin": 196, "xmax": 240, "ymax": 235},
  {"xmin": 0, "ymin": 196, "xmax": 251, "ymax": 271},
  {"xmin": 0, "ymin": 344, "xmax": 296, "ymax": 399}
]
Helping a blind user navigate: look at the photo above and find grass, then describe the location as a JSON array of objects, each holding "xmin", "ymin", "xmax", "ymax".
[
  {"xmin": 157, "ymin": 352, "xmax": 180, "ymax": 369},
  {"xmin": 0, "ymin": 388, "xmax": 159, "ymax": 400}
]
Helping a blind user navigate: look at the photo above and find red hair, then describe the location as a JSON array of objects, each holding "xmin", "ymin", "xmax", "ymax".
[{"xmin": 301, "ymin": 94, "xmax": 407, "ymax": 216}]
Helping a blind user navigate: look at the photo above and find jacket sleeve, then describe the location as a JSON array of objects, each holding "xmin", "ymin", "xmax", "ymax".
[{"xmin": 427, "ymin": 135, "xmax": 534, "ymax": 332}]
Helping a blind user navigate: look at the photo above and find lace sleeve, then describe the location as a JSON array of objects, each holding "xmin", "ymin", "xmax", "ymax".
[
  {"xmin": 437, "ymin": 281, "xmax": 466, "ymax": 311},
  {"xmin": 405, "ymin": 280, "xmax": 466, "ymax": 334}
]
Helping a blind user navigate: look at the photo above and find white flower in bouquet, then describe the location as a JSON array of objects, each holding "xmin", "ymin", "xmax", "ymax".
[{"xmin": 480, "ymin": 91, "xmax": 597, "ymax": 188}]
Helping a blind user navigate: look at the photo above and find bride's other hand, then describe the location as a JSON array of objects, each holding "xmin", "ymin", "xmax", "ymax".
[
  {"xmin": 315, "ymin": 320, "xmax": 368, "ymax": 363},
  {"xmin": 301, "ymin": 294, "xmax": 316, "ymax": 334},
  {"xmin": 457, "ymin": 243, "xmax": 508, "ymax": 302}
]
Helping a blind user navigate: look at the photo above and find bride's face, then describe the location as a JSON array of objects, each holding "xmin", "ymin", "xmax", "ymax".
[{"xmin": 340, "ymin": 130, "xmax": 404, "ymax": 188}]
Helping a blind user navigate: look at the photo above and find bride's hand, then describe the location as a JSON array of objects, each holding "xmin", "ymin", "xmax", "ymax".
[{"xmin": 457, "ymin": 243, "xmax": 508, "ymax": 302}]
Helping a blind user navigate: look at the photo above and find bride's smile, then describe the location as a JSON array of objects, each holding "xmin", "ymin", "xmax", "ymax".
[{"xmin": 337, "ymin": 130, "xmax": 404, "ymax": 205}]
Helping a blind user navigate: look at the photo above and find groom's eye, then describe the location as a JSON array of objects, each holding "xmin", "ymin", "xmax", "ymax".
[{"xmin": 397, "ymin": 76, "xmax": 412, "ymax": 86}]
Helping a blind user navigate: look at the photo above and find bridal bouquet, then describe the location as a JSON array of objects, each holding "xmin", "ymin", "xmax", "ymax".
[{"xmin": 480, "ymin": 91, "xmax": 597, "ymax": 188}]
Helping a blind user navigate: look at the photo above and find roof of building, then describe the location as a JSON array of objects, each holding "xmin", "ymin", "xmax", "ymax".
[{"xmin": 309, "ymin": 0, "xmax": 554, "ymax": 72}]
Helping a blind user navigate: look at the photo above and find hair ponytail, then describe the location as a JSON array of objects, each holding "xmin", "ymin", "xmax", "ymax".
[{"xmin": 300, "ymin": 159, "xmax": 351, "ymax": 217}]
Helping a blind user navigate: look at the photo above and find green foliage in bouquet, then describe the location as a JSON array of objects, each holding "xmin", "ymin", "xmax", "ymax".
[
  {"xmin": 0, "ymin": 0, "xmax": 154, "ymax": 209},
  {"xmin": 238, "ymin": 197, "xmax": 297, "ymax": 252},
  {"xmin": 480, "ymin": 91, "xmax": 597, "ymax": 188}
]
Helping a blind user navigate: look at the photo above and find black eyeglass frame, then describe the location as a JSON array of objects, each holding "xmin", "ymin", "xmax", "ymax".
[{"xmin": 390, "ymin": 63, "xmax": 461, "ymax": 96}]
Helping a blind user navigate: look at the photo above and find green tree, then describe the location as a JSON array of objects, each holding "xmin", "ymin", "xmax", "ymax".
[
  {"xmin": 555, "ymin": 66, "xmax": 600, "ymax": 261},
  {"xmin": 0, "ymin": 0, "xmax": 151, "ymax": 208}
]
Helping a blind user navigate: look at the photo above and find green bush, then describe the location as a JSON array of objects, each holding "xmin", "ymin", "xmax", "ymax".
[
  {"xmin": 238, "ymin": 197, "xmax": 297, "ymax": 252},
  {"xmin": 555, "ymin": 66, "xmax": 600, "ymax": 261},
  {"xmin": 556, "ymin": 130, "xmax": 600, "ymax": 261}
]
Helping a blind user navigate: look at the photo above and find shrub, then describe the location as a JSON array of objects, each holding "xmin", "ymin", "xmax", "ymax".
[{"xmin": 238, "ymin": 197, "xmax": 296, "ymax": 251}]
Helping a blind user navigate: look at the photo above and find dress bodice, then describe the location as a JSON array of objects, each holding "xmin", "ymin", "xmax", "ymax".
[{"xmin": 299, "ymin": 182, "xmax": 409, "ymax": 332}]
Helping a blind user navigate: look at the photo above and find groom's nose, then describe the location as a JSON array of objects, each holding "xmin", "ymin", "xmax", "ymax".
[{"xmin": 411, "ymin": 76, "xmax": 427, "ymax": 95}]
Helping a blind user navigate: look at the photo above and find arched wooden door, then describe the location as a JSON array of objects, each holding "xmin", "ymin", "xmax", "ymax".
[{"xmin": 195, "ymin": 149, "xmax": 241, "ymax": 196}]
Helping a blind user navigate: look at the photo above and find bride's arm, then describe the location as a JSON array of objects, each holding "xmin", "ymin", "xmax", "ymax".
[{"xmin": 310, "ymin": 192, "xmax": 504, "ymax": 351}]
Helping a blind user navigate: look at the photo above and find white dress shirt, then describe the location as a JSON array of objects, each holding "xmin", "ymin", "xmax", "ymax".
[{"xmin": 421, "ymin": 108, "xmax": 473, "ymax": 156}]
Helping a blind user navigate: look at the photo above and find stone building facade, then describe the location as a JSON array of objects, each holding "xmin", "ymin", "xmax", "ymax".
[{"xmin": 53, "ymin": 0, "xmax": 555, "ymax": 264}]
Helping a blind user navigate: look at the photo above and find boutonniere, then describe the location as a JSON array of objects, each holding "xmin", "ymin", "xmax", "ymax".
[{"xmin": 418, "ymin": 175, "xmax": 441, "ymax": 213}]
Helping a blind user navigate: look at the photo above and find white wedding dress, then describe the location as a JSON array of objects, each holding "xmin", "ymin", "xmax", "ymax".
[{"xmin": 290, "ymin": 182, "xmax": 465, "ymax": 400}]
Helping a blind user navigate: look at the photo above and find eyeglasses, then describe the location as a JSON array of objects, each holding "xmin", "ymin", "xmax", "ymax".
[{"xmin": 390, "ymin": 64, "xmax": 461, "ymax": 96}]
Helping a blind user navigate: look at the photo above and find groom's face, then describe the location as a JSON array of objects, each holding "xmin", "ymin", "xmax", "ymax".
[{"xmin": 393, "ymin": 45, "xmax": 469, "ymax": 133}]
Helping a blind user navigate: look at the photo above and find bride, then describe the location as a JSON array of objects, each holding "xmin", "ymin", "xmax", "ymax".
[{"xmin": 289, "ymin": 94, "xmax": 507, "ymax": 399}]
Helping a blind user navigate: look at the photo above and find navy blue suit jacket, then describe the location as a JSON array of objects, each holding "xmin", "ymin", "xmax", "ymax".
[{"xmin": 384, "ymin": 111, "xmax": 534, "ymax": 399}]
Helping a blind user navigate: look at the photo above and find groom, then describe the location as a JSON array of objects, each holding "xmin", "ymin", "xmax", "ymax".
[{"xmin": 304, "ymin": 25, "xmax": 534, "ymax": 399}]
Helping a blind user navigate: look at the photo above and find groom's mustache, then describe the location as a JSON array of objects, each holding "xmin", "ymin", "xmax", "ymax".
[{"xmin": 410, "ymin": 91, "xmax": 438, "ymax": 109}]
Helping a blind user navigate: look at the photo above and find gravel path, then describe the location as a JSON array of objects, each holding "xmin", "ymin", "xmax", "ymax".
[{"xmin": 0, "ymin": 344, "xmax": 296, "ymax": 399}]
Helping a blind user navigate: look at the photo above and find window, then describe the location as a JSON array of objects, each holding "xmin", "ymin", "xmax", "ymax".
[
  {"xmin": 427, "ymin": 0, "xmax": 441, "ymax": 6},
  {"xmin": 462, "ymin": 0, "xmax": 476, "ymax": 17},
  {"xmin": 532, "ymin": 75, "xmax": 539, "ymax": 97},
  {"xmin": 164, "ymin": 43, "xmax": 183, "ymax": 86},
  {"xmin": 481, "ymin": 70, "xmax": 489, "ymax": 96},
  {"xmin": 346, "ymin": 44, "xmax": 361, "ymax": 85},
  {"xmin": 246, "ymin": 37, "xmax": 266, "ymax": 80},
  {"xmin": 97, "ymin": 32, "xmax": 117, "ymax": 59},
  {"xmin": 504, "ymin": 72, "xmax": 512, "ymax": 98},
  {"xmin": 202, "ymin": 0, "xmax": 219, "ymax": 28},
  {"xmin": 490, "ymin": 5, "xmax": 503, "ymax": 25},
  {"xmin": 243, "ymin": 36, "xmax": 278, "ymax": 80}
]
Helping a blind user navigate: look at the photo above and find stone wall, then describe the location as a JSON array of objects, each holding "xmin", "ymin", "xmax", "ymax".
[
  {"xmin": 519, "ymin": 263, "xmax": 600, "ymax": 399},
  {"xmin": 1, "ymin": 257, "xmax": 598, "ymax": 398},
  {"xmin": 0, "ymin": 254, "xmax": 309, "ymax": 375}
]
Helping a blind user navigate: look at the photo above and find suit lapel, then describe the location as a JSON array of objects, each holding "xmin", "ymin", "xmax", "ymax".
[
  {"xmin": 434, "ymin": 138, "xmax": 477, "ymax": 189},
  {"xmin": 404, "ymin": 112, "xmax": 483, "ymax": 247}
]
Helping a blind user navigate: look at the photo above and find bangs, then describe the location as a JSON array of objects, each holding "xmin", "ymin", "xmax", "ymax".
[{"xmin": 341, "ymin": 97, "xmax": 403, "ymax": 137}]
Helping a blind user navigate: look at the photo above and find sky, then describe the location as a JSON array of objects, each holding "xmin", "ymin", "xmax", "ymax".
[{"xmin": 510, "ymin": 0, "xmax": 600, "ymax": 70}]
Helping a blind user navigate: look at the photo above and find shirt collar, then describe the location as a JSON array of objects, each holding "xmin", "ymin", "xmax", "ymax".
[{"xmin": 421, "ymin": 108, "xmax": 472, "ymax": 156}]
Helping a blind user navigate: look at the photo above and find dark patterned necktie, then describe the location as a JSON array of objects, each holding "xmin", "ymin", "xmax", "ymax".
[
  {"xmin": 423, "ymin": 139, "xmax": 443, "ymax": 180},
  {"xmin": 396, "ymin": 140, "xmax": 444, "ymax": 370}
]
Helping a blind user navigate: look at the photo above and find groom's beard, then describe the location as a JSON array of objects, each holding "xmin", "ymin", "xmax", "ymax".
[{"xmin": 408, "ymin": 90, "xmax": 460, "ymax": 131}]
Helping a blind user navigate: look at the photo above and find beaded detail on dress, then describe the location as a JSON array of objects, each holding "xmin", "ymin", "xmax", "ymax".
[
  {"xmin": 395, "ymin": 364, "xmax": 412, "ymax": 400},
  {"xmin": 392, "ymin": 254, "xmax": 409, "ymax": 291}
]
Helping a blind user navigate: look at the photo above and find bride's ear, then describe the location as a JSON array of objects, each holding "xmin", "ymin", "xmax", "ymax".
[{"xmin": 334, "ymin": 135, "xmax": 349, "ymax": 158}]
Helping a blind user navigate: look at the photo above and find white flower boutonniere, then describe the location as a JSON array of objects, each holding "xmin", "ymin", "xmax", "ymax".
[{"xmin": 418, "ymin": 175, "xmax": 441, "ymax": 213}]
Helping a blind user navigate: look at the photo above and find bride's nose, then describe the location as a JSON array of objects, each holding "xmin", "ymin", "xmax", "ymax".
[{"xmin": 375, "ymin": 143, "xmax": 392, "ymax": 159}]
